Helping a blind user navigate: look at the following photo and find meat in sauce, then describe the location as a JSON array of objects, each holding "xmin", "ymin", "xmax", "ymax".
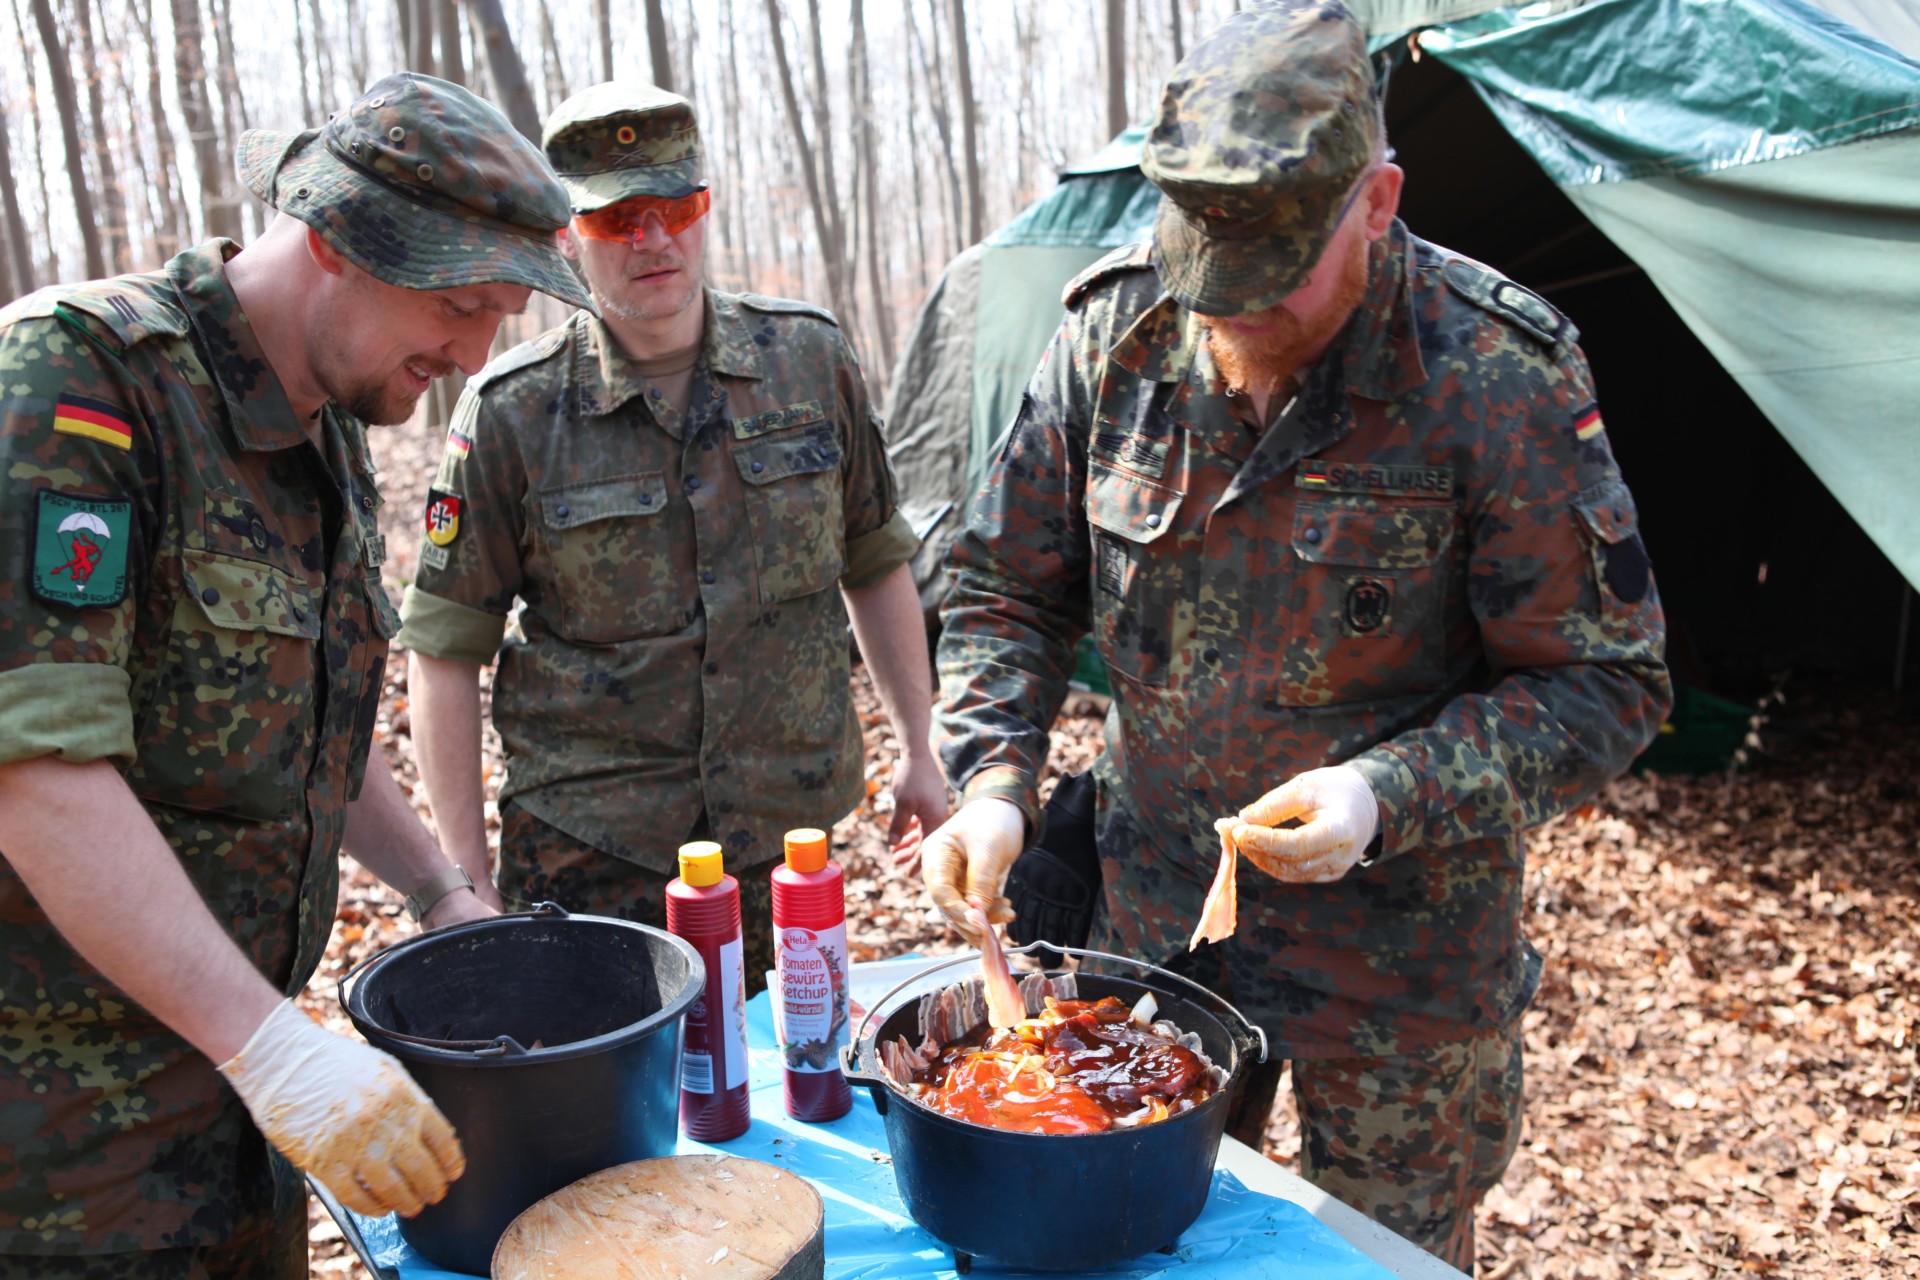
[{"xmin": 905, "ymin": 995, "xmax": 1216, "ymax": 1135}]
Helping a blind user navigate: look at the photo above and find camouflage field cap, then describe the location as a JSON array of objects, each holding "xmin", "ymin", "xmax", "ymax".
[
  {"xmin": 1142, "ymin": 0, "xmax": 1379, "ymax": 316},
  {"xmin": 237, "ymin": 72, "xmax": 592, "ymax": 309},
  {"xmin": 543, "ymin": 82, "xmax": 705, "ymax": 213}
]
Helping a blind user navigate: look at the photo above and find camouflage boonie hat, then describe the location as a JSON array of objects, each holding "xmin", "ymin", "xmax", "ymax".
[
  {"xmin": 237, "ymin": 72, "xmax": 592, "ymax": 310},
  {"xmin": 543, "ymin": 82, "xmax": 705, "ymax": 213},
  {"xmin": 1143, "ymin": 0, "xmax": 1379, "ymax": 316}
]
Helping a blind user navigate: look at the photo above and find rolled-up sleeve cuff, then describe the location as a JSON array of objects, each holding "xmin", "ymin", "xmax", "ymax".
[
  {"xmin": 840, "ymin": 509, "xmax": 919, "ymax": 591},
  {"xmin": 0, "ymin": 664, "xmax": 135, "ymax": 766},
  {"xmin": 396, "ymin": 587, "xmax": 507, "ymax": 665},
  {"xmin": 961, "ymin": 766, "xmax": 1043, "ymax": 847},
  {"xmin": 1347, "ymin": 746, "xmax": 1423, "ymax": 861}
]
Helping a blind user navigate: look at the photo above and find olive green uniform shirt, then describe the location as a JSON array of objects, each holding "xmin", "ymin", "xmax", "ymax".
[
  {"xmin": 0, "ymin": 242, "xmax": 396, "ymax": 1252},
  {"xmin": 399, "ymin": 290, "xmax": 915, "ymax": 872}
]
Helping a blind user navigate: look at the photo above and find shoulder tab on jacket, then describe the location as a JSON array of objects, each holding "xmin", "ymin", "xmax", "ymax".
[
  {"xmin": 1438, "ymin": 251, "xmax": 1579, "ymax": 350},
  {"xmin": 1063, "ymin": 242, "xmax": 1155, "ymax": 309},
  {"xmin": 471, "ymin": 325, "xmax": 569, "ymax": 392},
  {"xmin": 738, "ymin": 293, "xmax": 839, "ymax": 327},
  {"xmin": 5, "ymin": 277, "xmax": 191, "ymax": 350}
]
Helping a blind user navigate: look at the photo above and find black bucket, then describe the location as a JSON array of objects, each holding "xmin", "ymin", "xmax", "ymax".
[
  {"xmin": 342, "ymin": 904, "xmax": 703, "ymax": 1276},
  {"xmin": 840, "ymin": 943, "xmax": 1267, "ymax": 1273}
]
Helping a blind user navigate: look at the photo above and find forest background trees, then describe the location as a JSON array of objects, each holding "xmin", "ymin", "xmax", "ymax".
[{"xmin": 3, "ymin": 0, "xmax": 1245, "ymax": 402}]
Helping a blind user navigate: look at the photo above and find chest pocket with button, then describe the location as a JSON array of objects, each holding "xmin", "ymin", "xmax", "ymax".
[
  {"xmin": 1085, "ymin": 461, "xmax": 1184, "ymax": 688},
  {"xmin": 733, "ymin": 424, "xmax": 846, "ymax": 606},
  {"xmin": 537, "ymin": 473, "xmax": 685, "ymax": 643},
  {"xmin": 1280, "ymin": 499, "xmax": 1456, "ymax": 706},
  {"xmin": 129, "ymin": 548, "xmax": 324, "ymax": 820}
]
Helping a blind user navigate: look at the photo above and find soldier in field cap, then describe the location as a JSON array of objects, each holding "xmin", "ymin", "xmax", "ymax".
[
  {"xmin": 401, "ymin": 83, "xmax": 948, "ymax": 997},
  {"xmin": 0, "ymin": 72, "xmax": 588, "ymax": 1277},
  {"xmin": 921, "ymin": 2, "xmax": 1670, "ymax": 1268}
]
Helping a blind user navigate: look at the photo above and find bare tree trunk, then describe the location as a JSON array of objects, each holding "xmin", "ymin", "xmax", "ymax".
[
  {"xmin": 802, "ymin": 0, "xmax": 852, "ymax": 330},
  {"xmin": 31, "ymin": 0, "xmax": 104, "ymax": 277},
  {"xmin": 759, "ymin": 0, "xmax": 847, "ymax": 323},
  {"xmin": 909, "ymin": 0, "xmax": 964, "ymax": 258},
  {"xmin": 171, "ymin": 0, "xmax": 236, "ymax": 241},
  {"xmin": 0, "ymin": 80, "xmax": 33, "ymax": 295},
  {"xmin": 344, "ymin": 0, "xmax": 368, "ymax": 91},
  {"xmin": 677, "ymin": 0, "xmax": 697, "ymax": 114},
  {"xmin": 537, "ymin": 0, "xmax": 569, "ymax": 106},
  {"xmin": 1103, "ymin": 0, "xmax": 1127, "ymax": 141},
  {"xmin": 108, "ymin": 22, "xmax": 163, "ymax": 267},
  {"xmin": 308, "ymin": 0, "xmax": 334, "ymax": 105},
  {"xmin": 293, "ymin": 0, "xmax": 316, "ymax": 120},
  {"xmin": 9, "ymin": 0, "xmax": 58, "ymax": 280},
  {"xmin": 948, "ymin": 0, "xmax": 984, "ymax": 246},
  {"xmin": 466, "ymin": 0, "xmax": 541, "ymax": 142},
  {"xmin": 719, "ymin": 0, "xmax": 751, "ymax": 282},
  {"xmin": 644, "ymin": 0, "xmax": 674, "ymax": 92},
  {"xmin": 128, "ymin": 0, "xmax": 185, "ymax": 256},
  {"xmin": 902, "ymin": 7, "xmax": 930, "ymax": 291},
  {"xmin": 437, "ymin": 0, "xmax": 466, "ymax": 85},
  {"xmin": 1169, "ymin": 0, "xmax": 1184, "ymax": 62},
  {"xmin": 593, "ymin": 0, "xmax": 612, "ymax": 83},
  {"xmin": 850, "ymin": 0, "xmax": 892, "ymax": 373},
  {"xmin": 73, "ymin": 0, "xmax": 129, "ymax": 272},
  {"xmin": 408, "ymin": 0, "xmax": 434, "ymax": 73},
  {"xmin": 396, "ymin": 0, "xmax": 413, "ymax": 72}
]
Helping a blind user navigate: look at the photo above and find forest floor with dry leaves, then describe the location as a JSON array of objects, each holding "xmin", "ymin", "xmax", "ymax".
[{"xmin": 303, "ymin": 417, "xmax": 1917, "ymax": 1277}]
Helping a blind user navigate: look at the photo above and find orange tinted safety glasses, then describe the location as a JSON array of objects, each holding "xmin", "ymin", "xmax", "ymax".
[{"xmin": 573, "ymin": 189, "xmax": 712, "ymax": 244}]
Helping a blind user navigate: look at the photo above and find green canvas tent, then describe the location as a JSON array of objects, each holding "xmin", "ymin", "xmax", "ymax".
[{"xmin": 885, "ymin": 0, "xmax": 1920, "ymax": 687}]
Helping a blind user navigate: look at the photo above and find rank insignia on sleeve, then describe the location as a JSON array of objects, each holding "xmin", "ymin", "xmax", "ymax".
[
  {"xmin": 1573, "ymin": 404, "xmax": 1605, "ymax": 441},
  {"xmin": 53, "ymin": 393, "xmax": 135, "ymax": 450},
  {"xmin": 424, "ymin": 488, "xmax": 462, "ymax": 547},
  {"xmin": 32, "ymin": 490, "xmax": 132, "ymax": 608}
]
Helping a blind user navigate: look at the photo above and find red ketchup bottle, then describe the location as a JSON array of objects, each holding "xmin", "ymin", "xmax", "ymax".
[
  {"xmin": 665, "ymin": 841, "xmax": 752, "ymax": 1142},
  {"xmin": 771, "ymin": 828, "xmax": 854, "ymax": 1121}
]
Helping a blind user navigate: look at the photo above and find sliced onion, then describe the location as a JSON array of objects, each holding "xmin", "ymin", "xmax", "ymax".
[
  {"xmin": 1112, "ymin": 1101, "xmax": 1155, "ymax": 1127},
  {"xmin": 1130, "ymin": 992, "xmax": 1159, "ymax": 1026}
]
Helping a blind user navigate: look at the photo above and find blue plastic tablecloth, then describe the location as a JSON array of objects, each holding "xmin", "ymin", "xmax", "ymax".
[{"xmin": 345, "ymin": 991, "xmax": 1396, "ymax": 1280}]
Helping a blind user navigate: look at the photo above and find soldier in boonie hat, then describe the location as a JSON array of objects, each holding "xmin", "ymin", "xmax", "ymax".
[
  {"xmin": 1142, "ymin": 0, "xmax": 1382, "ymax": 316},
  {"xmin": 238, "ymin": 71, "xmax": 593, "ymax": 310}
]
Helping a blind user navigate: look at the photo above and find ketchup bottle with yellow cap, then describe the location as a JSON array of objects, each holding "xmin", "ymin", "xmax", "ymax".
[
  {"xmin": 771, "ymin": 828, "xmax": 853, "ymax": 1121},
  {"xmin": 666, "ymin": 841, "xmax": 751, "ymax": 1141}
]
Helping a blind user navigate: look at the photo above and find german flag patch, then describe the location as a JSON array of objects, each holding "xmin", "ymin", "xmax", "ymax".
[
  {"xmin": 1573, "ymin": 404, "xmax": 1605, "ymax": 441},
  {"xmin": 53, "ymin": 394, "xmax": 134, "ymax": 450}
]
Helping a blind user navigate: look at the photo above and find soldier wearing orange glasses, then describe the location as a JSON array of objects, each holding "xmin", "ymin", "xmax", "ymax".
[{"xmin": 400, "ymin": 84, "xmax": 947, "ymax": 986}]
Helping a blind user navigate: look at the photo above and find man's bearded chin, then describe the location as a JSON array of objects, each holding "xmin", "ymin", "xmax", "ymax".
[
  {"xmin": 1205, "ymin": 234, "xmax": 1372, "ymax": 396},
  {"xmin": 321, "ymin": 355, "xmax": 453, "ymax": 425}
]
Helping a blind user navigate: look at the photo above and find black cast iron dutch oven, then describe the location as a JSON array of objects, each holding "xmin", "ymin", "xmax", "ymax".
[{"xmin": 840, "ymin": 942, "xmax": 1268, "ymax": 1273}]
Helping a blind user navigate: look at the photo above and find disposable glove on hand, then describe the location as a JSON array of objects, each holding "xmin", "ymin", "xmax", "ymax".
[
  {"xmin": 1229, "ymin": 766, "xmax": 1380, "ymax": 884},
  {"xmin": 921, "ymin": 797, "xmax": 1025, "ymax": 946},
  {"xmin": 218, "ymin": 999, "xmax": 465, "ymax": 1218}
]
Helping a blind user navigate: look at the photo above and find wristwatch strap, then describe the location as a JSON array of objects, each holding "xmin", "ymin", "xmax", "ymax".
[{"xmin": 404, "ymin": 865, "xmax": 475, "ymax": 923}]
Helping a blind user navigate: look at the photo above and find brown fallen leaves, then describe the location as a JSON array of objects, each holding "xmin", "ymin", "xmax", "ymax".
[{"xmin": 308, "ymin": 416, "xmax": 1915, "ymax": 1276}]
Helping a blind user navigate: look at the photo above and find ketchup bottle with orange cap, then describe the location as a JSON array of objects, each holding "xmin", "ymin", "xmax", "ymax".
[
  {"xmin": 771, "ymin": 828, "xmax": 853, "ymax": 1121},
  {"xmin": 666, "ymin": 841, "xmax": 751, "ymax": 1141}
]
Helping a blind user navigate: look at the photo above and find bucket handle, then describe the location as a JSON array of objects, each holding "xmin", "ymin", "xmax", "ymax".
[
  {"xmin": 850, "ymin": 940, "xmax": 1269, "ymax": 1068},
  {"xmin": 335, "ymin": 902, "xmax": 571, "ymax": 1054},
  {"xmin": 337, "ymin": 901, "xmax": 571, "ymax": 997}
]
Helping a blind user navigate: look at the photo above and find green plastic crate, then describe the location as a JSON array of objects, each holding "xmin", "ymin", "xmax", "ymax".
[{"xmin": 1633, "ymin": 685, "xmax": 1754, "ymax": 775}]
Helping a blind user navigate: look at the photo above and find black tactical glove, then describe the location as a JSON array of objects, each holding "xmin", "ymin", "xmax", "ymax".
[{"xmin": 1006, "ymin": 771, "xmax": 1102, "ymax": 964}]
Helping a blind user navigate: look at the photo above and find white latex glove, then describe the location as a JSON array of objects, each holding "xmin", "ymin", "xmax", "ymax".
[
  {"xmin": 1228, "ymin": 766, "xmax": 1380, "ymax": 884},
  {"xmin": 218, "ymin": 1000, "xmax": 465, "ymax": 1217},
  {"xmin": 920, "ymin": 797, "xmax": 1025, "ymax": 947}
]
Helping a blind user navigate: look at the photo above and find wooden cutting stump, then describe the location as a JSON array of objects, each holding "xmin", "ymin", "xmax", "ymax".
[{"xmin": 491, "ymin": 1154, "xmax": 825, "ymax": 1280}]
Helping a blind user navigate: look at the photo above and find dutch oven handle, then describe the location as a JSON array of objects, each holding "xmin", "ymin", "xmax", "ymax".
[
  {"xmin": 336, "ymin": 902, "xmax": 570, "ymax": 1057},
  {"xmin": 839, "ymin": 1043, "xmax": 889, "ymax": 1116}
]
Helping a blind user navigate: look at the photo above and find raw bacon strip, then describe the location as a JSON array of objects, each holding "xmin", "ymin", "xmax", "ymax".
[
  {"xmin": 1188, "ymin": 818, "xmax": 1239, "ymax": 950},
  {"xmin": 968, "ymin": 905, "xmax": 1027, "ymax": 1029}
]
